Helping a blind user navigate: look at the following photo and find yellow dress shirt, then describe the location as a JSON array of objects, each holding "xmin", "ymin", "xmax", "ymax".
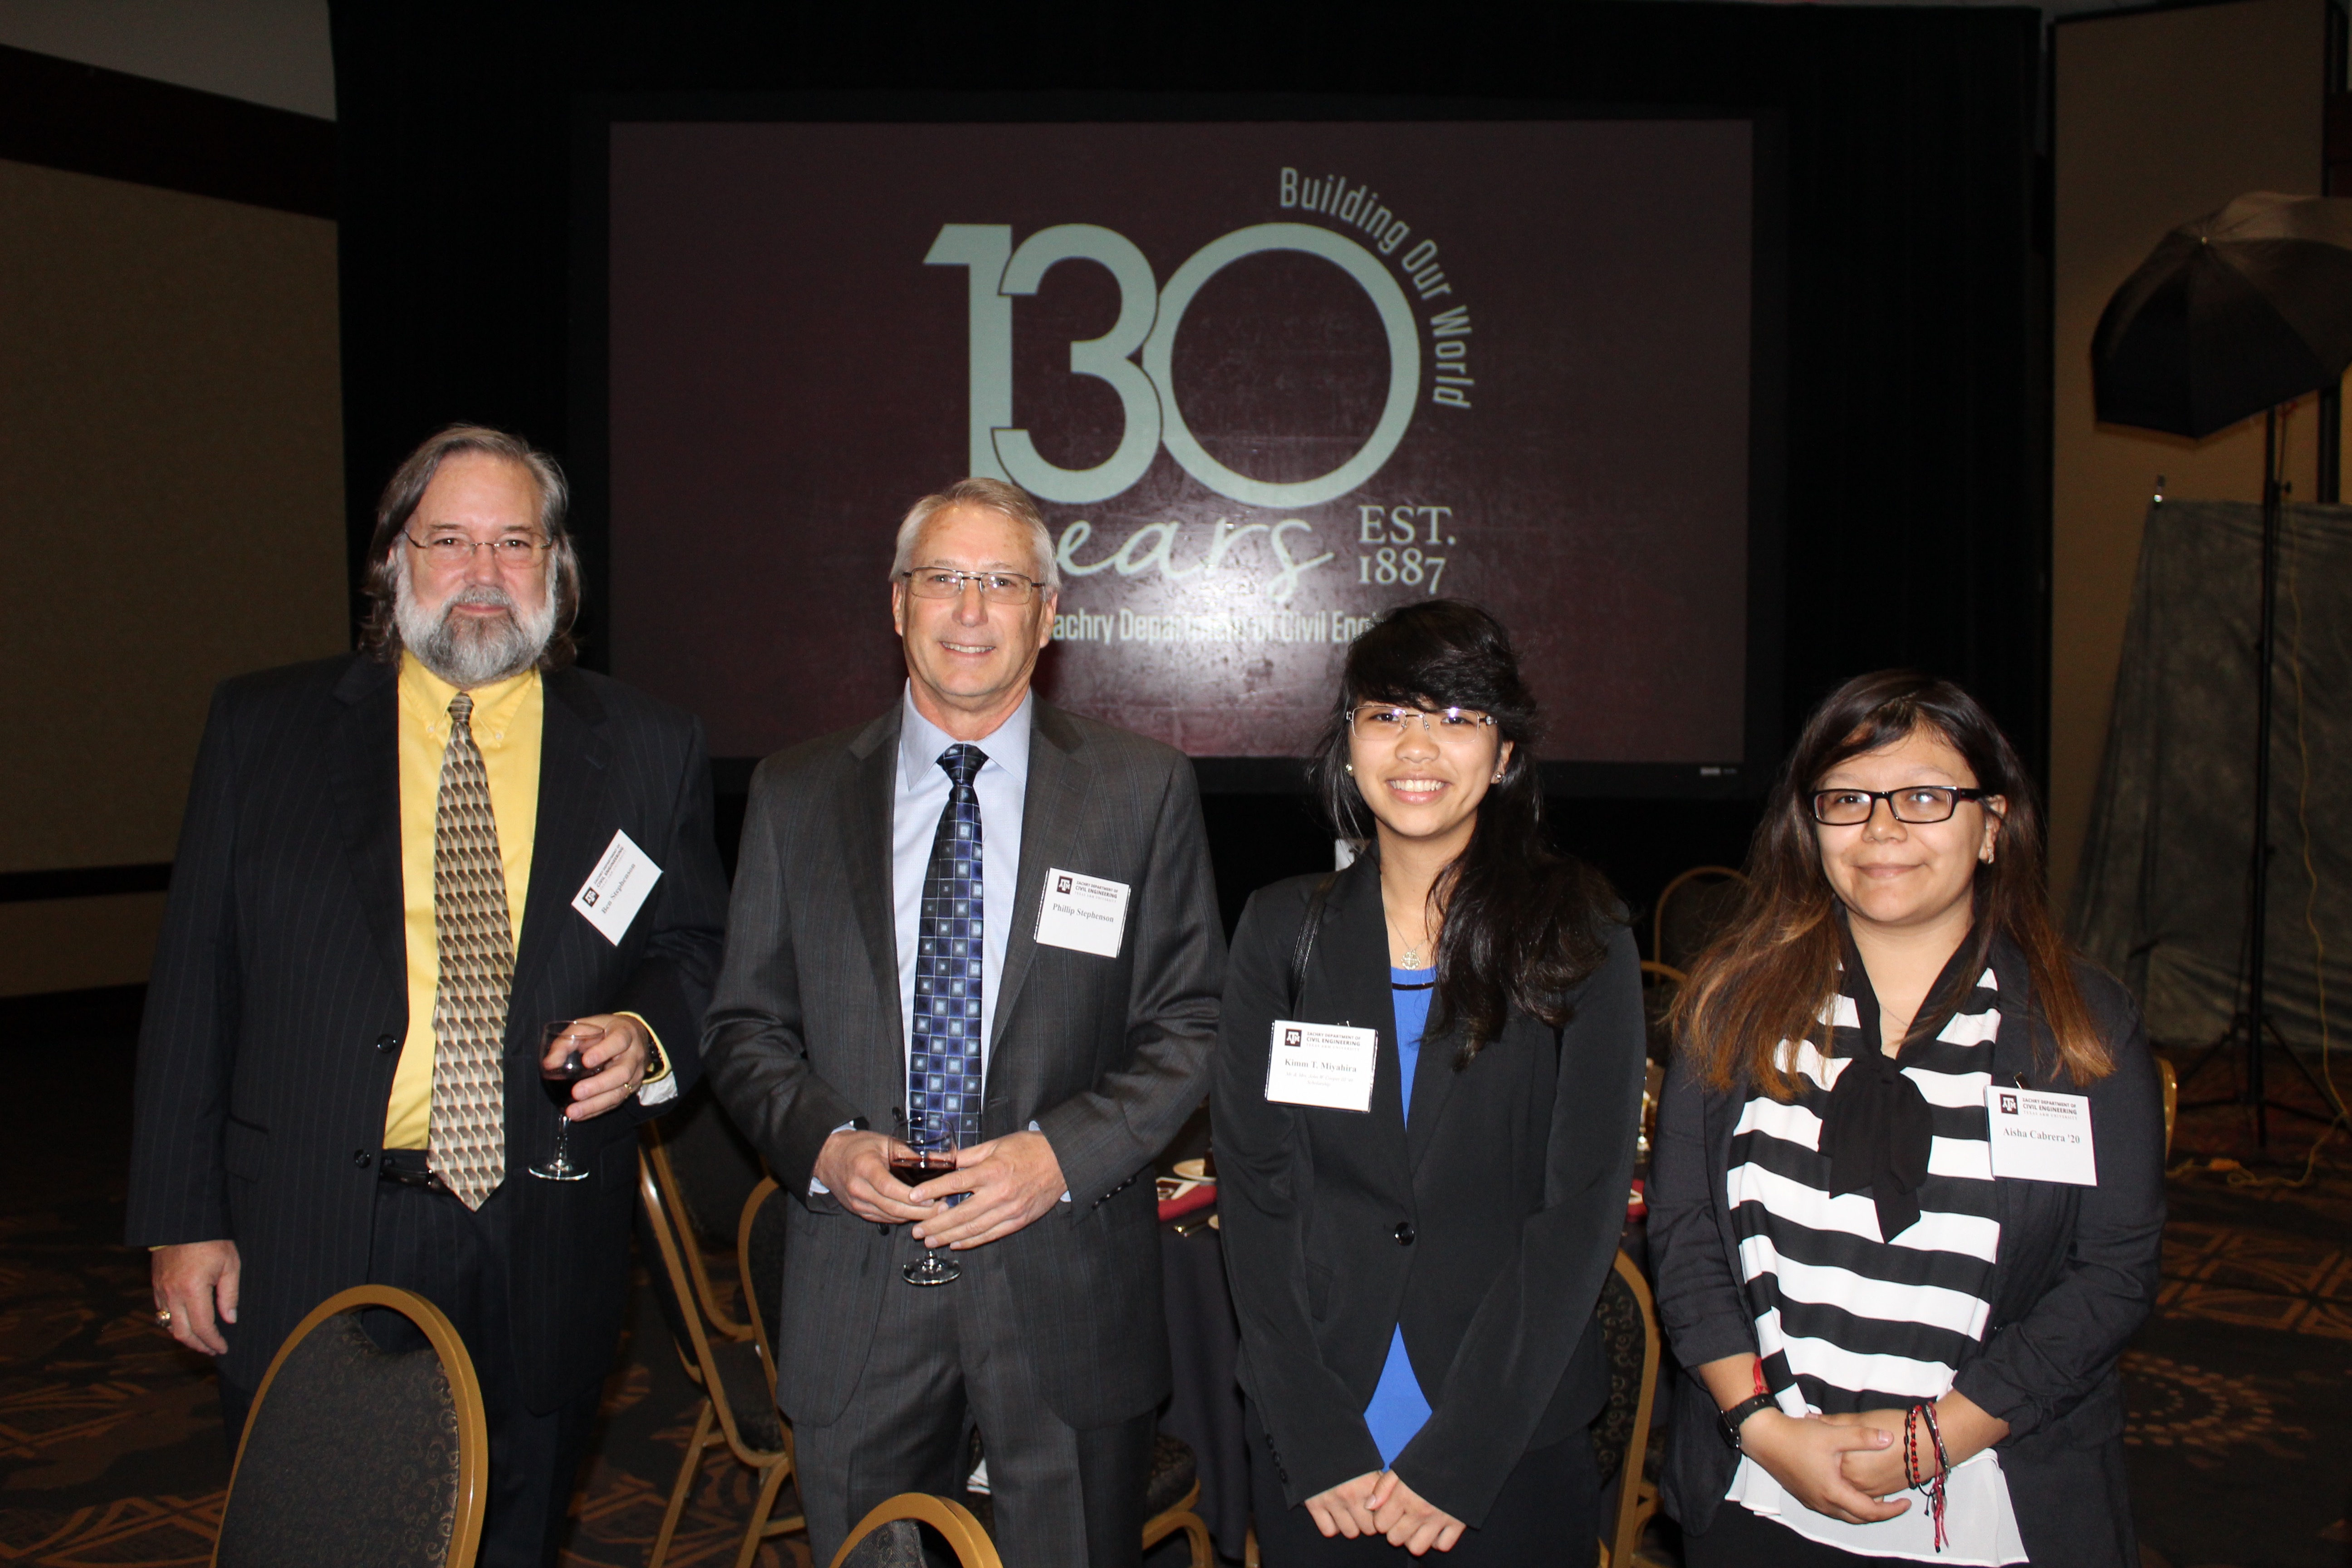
[
  {"xmin": 384, "ymin": 654, "xmax": 670, "ymax": 1149},
  {"xmin": 385, "ymin": 654, "xmax": 545, "ymax": 1148}
]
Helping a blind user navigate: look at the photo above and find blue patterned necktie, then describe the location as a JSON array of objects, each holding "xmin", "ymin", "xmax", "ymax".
[{"xmin": 910, "ymin": 744, "xmax": 987, "ymax": 1144}]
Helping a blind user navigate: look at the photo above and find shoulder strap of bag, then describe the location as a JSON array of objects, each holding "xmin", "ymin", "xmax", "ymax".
[{"xmin": 1287, "ymin": 872, "xmax": 1341, "ymax": 1016}]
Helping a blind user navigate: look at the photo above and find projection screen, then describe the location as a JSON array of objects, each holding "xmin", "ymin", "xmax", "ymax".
[{"xmin": 602, "ymin": 117, "xmax": 1774, "ymax": 791}]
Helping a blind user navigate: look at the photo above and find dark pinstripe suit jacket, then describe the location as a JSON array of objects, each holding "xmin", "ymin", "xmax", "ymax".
[
  {"xmin": 702, "ymin": 699, "xmax": 1225, "ymax": 1430},
  {"xmin": 125, "ymin": 655, "xmax": 728, "ymax": 1410}
]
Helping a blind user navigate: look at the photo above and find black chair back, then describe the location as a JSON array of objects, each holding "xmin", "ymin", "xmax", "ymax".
[
  {"xmin": 1591, "ymin": 1261, "xmax": 1645, "ymax": 1481},
  {"xmin": 213, "ymin": 1285, "xmax": 485, "ymax": 1568}
]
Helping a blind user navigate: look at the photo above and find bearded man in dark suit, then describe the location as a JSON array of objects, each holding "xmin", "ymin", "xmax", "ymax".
[
  {"xmin": 704, "ymin": 477, "xmax": 1225, "ymax": 1567},
  {"xmin": 127, "ymin": 425, "xmax": 727, "ymax": 1568}
]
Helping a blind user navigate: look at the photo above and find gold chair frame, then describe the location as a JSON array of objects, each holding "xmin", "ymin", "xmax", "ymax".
[
  {"xmin": 1142, "ymin": 1464, "xmax": 1214, "ymax": 1567},
  {"xmin": 2159, "ymin": 1054, "xmax": 2179, "ymax": 1158},
  {"xmin": 215, "ymin": 1283, "xmax": 488, "ymax": 1568},
  {"xmin": 642, "ymin": 1155, "xmax": 804, "ymax": 1568},
  {"xmin": 1597, "ymin": 1252, "xmax": 1663, "ymax": 1568},
  {"xmin": 643, "ymin": 1120, "xmax": 758, "ymax": 1342},
  {"xmin": 828, "ymin": 1493, "xmax": 1004, "ymax": 1568}
]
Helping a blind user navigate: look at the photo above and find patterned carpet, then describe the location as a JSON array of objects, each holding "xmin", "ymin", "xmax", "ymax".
[{"xmin": 3, "ymin": 1024, "xmax": 2348, "ymax": 1568}]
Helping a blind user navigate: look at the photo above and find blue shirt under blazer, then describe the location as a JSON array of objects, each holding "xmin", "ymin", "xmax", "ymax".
[
  {"xmin": 1212, "ymin": 858, "xmax": 1647, "ymax": 1528},
  {"xmin": 1646, "ymin": 937, "xmax": 2166, "ymax": 1567}
]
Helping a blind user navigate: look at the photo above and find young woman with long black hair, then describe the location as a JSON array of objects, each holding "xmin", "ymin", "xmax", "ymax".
[
  {"xmin": 1649, "ymin": 671, "xmax": 2164, "ymax": 1567},
  {"xmin": 1214, "ymin": 600, "xmax": 1646, "ymax": 1563}
]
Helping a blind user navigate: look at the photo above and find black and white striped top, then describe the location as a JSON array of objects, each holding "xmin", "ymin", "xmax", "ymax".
[{"xmin": 1727, "ymin": 962, "xmax": 2004, "ymax": 1413}]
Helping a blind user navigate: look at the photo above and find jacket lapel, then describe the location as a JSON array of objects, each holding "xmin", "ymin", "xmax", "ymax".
[
  {"xmin": 844, "ymin": 711, "xmax": 905, "ymax": 1060},
  {"xmin": 509, "ymin": 668, "xmax": 610, "ymax": 1043},
  {"xmin": 1406, "ymin": 1011, "xmax": 1462, "ymax": 1172},
  {"xmin": 987, "ymin": 703, "xmax": 1088, "ymax": 1049},
  {"xmin": 1982, "ymin": 934, "xmax": 2056, "ymax": 1313},
  {"xmin": 325, "ymin": 658, "xmax": 406, "ymax": 994},
  {"xmin": 1311, "ymin": 863, "xmax": 1416, "ymax": 1183}
]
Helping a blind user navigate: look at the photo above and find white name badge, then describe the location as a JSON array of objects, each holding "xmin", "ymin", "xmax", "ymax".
[
  {"xmin": 571, "ymin": 829, "xmax": 663, "ymax": 946},
  {"xmin": 1984, "ymin": 1085, "xmax": 2098, "ymax": 1185},
  {"xmin": 1264, "ymin": 1020, "xmax": 1380, "ymax": 1113},
  {"xmin": 1034, "ymin": 868, "xmax": 1132, "ymax": 957}
]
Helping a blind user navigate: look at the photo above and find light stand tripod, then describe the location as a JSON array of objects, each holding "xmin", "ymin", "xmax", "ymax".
[{"xmin": 2176, "ymin": 405, "xmax": 2341, "ymax": 1147}]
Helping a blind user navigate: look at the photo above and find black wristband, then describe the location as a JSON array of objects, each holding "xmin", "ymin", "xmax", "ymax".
[{"xmin": 1718, "ymin": 1393, "xmax": 1779, "ymax": 1452}]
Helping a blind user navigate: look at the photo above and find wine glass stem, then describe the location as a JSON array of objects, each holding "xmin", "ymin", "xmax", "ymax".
[{"xmin": 554, "ymin": 1108, "xmax": 571, "ymax": 1168}]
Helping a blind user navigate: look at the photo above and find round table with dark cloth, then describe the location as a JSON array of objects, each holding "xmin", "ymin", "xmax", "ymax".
[{"xmin": 1159, "ymin": 1219, "xmax": 1251, "ymax": 1561}]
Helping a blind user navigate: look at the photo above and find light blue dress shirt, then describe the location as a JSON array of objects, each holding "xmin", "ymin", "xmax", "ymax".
[
  {"xmin": 893, "ymin": 682, "xmax": 1031, "ymax": 1076},
  {"xmin": 1365, "ymin": 964, "xmax": 1437, "ymax": 1466}
]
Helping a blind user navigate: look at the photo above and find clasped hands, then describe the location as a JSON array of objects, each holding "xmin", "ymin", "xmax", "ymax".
[
  {"xmin": 1305, "ymin": 1470, "xmax": 1465, "ymax": 1556},
  {"xmin": 1733, "ymin": 1409, "xmax": 1926, "ymax": 1524},
  {"xmin": 813, "ymin": 1127, "xmax": 1066, "ymax": 1249}
]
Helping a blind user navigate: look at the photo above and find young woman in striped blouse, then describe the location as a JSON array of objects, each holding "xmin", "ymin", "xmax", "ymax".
[{"xmin": 1649, "ymin": 671, "xmax": 2165, "ymax": 1567}]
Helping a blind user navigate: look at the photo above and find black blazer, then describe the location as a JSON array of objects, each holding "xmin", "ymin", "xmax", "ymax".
[
  {"xmin": 701, "ymin": 700, "xmax": 1226, "ymax": 1431},
  {"xmin": 1212, "ymin": 859, "xmax": 1646, "ymax": 1528},
  {"xmin": 125, "ymin": 655, "xmax": 729, "ymax": 1410},
  {"xmin": 1647, "ymin": 938, "xmax": 2164, "ymax": 1567}
]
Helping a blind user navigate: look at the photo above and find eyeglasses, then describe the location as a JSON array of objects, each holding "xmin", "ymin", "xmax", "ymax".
[
  {"xmin": 1810, "ymin": 786, "xmax": 1994, "ymax": 826},
  {"xmin": 1349, "ymin": 704, "xmax": 1500, "ymax": 745},
  {"xmin": 898, "ymin": 568, "xmax": 1045, "ymax": 605},
  {"xmin": 404, "ymin": 530, "xmax": 550, "ymax": 567}
]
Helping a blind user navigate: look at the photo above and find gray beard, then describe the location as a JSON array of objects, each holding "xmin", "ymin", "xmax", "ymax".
[{"xmin": 394, "ymin": 568, "xmax": 556, "ymax": 687}]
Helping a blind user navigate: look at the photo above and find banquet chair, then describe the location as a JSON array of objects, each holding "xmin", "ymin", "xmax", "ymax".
[
  {"xmin": 212, "ymin": 1284, "xmax": 486, "ymax": 1568},
  {"xmin": 737, "ymin": 1174, "xmax": 789, "ymax": 1373},
  {"xmin": 828, "ymin": 1495, "xmax": 1003, "ymax": 1568},
  {"xmin": 1639, "ymin": 960, "xmax": 1686, "ymax": 1063},
  {"xmin": 1592, "ymin": 1252, "xmax": 1663, "ymax": 1568},
  {"xmin": 642, "ymin": 1092, "xmax": 766, "ymax": 1342},
  {"xmin": 958, "ymin": 1429, "xmax": 1214, "ymax": 1568},
  {"xmin": 641, "ymin": 1153, "xmax": 804, "ymax": 1568},
  {"xmin": 1652, "ymin": 865, "xmax": 1748, "ymax": 973},
  {"xmin": 2160, "ymin": 1055, "xmax": 2178, "ymax": 1158}
]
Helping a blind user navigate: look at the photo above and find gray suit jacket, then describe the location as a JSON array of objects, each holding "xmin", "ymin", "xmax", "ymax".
[{"xmin": 702, "ymin": 698, "xmax": 1225, "ymax": 1429}]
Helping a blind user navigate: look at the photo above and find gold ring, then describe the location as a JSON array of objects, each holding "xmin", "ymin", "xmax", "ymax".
[{"xmin": 154, "ymin": 1309, "xmax": 172, "ymax": 1327}]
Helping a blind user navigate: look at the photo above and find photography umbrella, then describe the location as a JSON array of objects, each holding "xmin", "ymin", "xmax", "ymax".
[
  {"xmin": 2094, "ymin": 191, "xmax": 2352, "ymax": 437},
  {"xmin": 2091, "ymin": 191, "xmax": 2352, "ymax": 1147}
]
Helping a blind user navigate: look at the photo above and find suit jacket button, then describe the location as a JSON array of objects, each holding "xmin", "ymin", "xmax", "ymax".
[
  {"xmin": 1395, "ymin": 1221, "xmax": 1416, "ymax": 1245},
  {"xmin": 353, "ymin": 1149, "xmax": 372, "ymax": 1168},
  {"xmin": 374, "ymin": 1034, "xmax": 399, "ymax": 1054}
]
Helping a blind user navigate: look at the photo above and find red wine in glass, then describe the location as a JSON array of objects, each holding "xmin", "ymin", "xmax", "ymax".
[
  {"xmin": 894, "ymin": 1109, "xmax": 962, "ymax": 1286},
  {"xmin": 887, "ymin": 1149, "xmax": 957, "ymax": 1185},
  {"xmin": 543, "ymin": 1055, "xmax": 591, "ymax": 1108},
  {"xmin": 529, "ymin": 1020, "xmax": 597, "ymax": 1182}
]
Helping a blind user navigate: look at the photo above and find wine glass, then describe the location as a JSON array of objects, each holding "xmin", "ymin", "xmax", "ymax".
[
  {"xmin": 893, "ymin": 1107, "xmax": 962, "ymax": 1287},
  {"xmin": 529, "ymin": 1019, "xmax": 598, "ymax": 1182}
]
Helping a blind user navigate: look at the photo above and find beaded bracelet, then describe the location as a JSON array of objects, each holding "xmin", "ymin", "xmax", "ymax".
[{"xmin": 1914, "ymin": 1401, "xmax": 1950, "ymax": 1552}]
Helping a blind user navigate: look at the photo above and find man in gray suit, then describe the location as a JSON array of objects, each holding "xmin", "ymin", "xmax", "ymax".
[{"xmin": 703, "ymin": 477, "xmax": 1224, "ymax": 1567}]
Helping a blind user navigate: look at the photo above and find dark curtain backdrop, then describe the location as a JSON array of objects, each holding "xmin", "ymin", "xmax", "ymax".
[{"xmin": 326, "ymin": 1, "xmax": 2047, "ymax": 919}]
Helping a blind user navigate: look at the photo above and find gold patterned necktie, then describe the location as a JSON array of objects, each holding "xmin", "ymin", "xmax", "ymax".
[{"xmin": 427, "ymin": 691, "xmax": 514, "ymax": 1209}]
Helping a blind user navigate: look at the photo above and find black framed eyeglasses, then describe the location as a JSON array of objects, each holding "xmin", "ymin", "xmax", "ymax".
[{"xmin": 1810, "ymin": 786, "xmax": 1994, "ymax": 826}]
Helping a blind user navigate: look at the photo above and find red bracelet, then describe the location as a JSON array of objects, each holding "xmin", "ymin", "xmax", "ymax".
[{"xmin": 1753, "ymin": 1360, "xmax": 1770, "ymax": 1399}]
